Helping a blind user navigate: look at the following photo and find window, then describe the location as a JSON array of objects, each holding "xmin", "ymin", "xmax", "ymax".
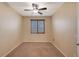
[{"xmin": 31, "ymin": 19, "xmax": 45, "ymax": 34}]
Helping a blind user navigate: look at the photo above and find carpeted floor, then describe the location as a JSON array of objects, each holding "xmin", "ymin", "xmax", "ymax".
[{"xmin": 6, "ymin": 42, "xmax": 64, "ymax": 57}]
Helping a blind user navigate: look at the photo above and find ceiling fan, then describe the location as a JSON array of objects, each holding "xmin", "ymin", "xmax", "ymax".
[{"xmin": 24, "ymin": 3, "xmax": 47, "ymax": 15}]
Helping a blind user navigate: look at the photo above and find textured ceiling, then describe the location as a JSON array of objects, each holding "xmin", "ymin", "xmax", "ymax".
[{"xmin": 7, "ymin": 2, "xmax": 64, "ymax": 16}]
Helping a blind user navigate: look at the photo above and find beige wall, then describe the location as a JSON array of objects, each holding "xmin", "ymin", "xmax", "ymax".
[
  {"xmin": 22, "ymin": 16, "xmax": 52, "ymax": 42},
  {"xmin": 0, "ymin": 3, "xmax": 22, "ymax": 56},
  {"xmin": 51, "ymin": 3, "xmax": 77, "ymax": 56},
  {"xmin": 77, "ymin": 3, "xmax": 79, "ymax": 56}
]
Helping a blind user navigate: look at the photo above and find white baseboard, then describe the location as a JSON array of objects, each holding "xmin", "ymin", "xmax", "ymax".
[
  {"xmin": 2, "ymin": 42, "xmax": 22, "ymax": 57},
  {"xmin": 23, "ymin": 41, "xmax": 49, "ymax": 42},
  {"xmin": 50, "ymin": 42, "xmax": 67, "ymax": 57}
]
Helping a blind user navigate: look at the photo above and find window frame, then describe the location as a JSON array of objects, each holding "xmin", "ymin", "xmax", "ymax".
[{"xmin": 31, "ymin": 19, "xmax": 45, "ymax": 34}]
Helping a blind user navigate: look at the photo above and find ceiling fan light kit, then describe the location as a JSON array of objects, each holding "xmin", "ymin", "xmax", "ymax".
[{"xmin": 33, "ymin": 10, "xmax": 38, "ymax": 14}]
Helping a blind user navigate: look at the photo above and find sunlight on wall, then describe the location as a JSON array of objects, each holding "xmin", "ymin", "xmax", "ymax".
[{"xmin": 54, "ymin": 19, "xmax": 70, "ymax": 31}]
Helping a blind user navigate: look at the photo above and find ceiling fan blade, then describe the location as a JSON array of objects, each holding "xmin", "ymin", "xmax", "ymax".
[
  {"xmin": 32, "ymin": 3, "xmax": 37, "ymax": 7},
  {"xmin": 38, "ymin": 7, "xmax": 47, "ymax": 10},
  {"xmin": 24, "ymin": 9, "xmax": 33, "ymax": 11},
  {"xmin": 38, "ymin": 12, "xmax": 43, "ymax": 15},
  {"xmin": 32, "ymin": 3, "xmax": 38, "ymax": 9}
]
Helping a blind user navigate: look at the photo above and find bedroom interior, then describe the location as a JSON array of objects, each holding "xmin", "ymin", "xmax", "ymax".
[{"xmin": 0, "ymin": 2, "xmax": 78, "ymax": 57}]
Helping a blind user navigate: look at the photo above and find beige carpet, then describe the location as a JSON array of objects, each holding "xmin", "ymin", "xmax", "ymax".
[{"xmin": 6, "ymin": 42, "xmax": 64, "ymax": 57}]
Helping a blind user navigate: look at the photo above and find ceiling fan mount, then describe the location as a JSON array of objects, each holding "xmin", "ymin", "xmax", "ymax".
[{"xmin": 24, "ymin": 3, "xmax": 47, "ymax": 15}]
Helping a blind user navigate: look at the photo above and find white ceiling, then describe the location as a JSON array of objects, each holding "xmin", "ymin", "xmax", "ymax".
[{"xmin": 7, "ymin": 2, "xmax": 64, "ymax": 16}]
